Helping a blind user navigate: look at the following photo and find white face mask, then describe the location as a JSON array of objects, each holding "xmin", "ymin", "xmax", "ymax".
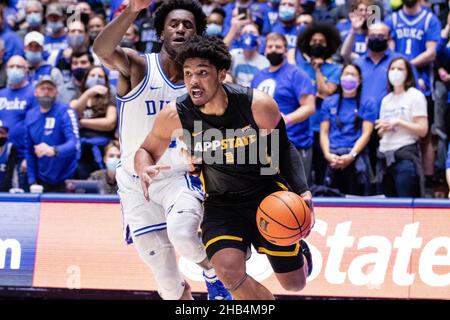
[
  {"xmin": 105, "ymin": 157, "xmax": 119, "ymax": 173},
  {"xmin": 388, "ymin": 69, "xmax": 406, "ymax": 87}
]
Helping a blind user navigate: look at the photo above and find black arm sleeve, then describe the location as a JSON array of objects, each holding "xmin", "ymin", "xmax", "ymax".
[
  {"xmin": 271, "ymin": 119, "xmax": 309, "ymax": 194},
  {"xmin": 0, "ymin": 145, "xmax": 17, "ymax": 192}
]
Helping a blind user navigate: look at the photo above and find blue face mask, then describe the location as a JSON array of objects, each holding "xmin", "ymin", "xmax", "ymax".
[
  {"xmin": 68, "ymin": 34, "xmax": 85, "ymax": 49},
  {"xmin": 25, "ymin": 50, "xmax": 43, "ymax": 65},
  {"xmin": 46, "ymin": 21, "xmax": 64, "ymax": 34},
  {"xmin": 86, "ymin": 75, "xmax": 106, "ymax": 88},
  {"xmin": 279, "ymin": 6, "xmax": 296, "ymax": 22},
  {"xmin": 7, "ymin": 68, "xmax": 26, "ymax": 86},
  {"xmin": 240, "ymin": 33, "xmax": 259, "ymax": 50},
  {"xmin": 206, "ymin": 23, "xmax": 223, "ymax": 37},
  {"xmin": 26, "ymin": 13, "xmax": 43, "ymax": 27}
]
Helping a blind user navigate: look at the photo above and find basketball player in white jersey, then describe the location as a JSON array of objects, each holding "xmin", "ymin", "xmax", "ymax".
[{"xmin": 93, "ymin": 0, "xmax": 231, "ymax": 300}]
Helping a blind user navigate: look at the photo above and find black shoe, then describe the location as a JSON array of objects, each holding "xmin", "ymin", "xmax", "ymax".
[{"xmin": 300, "ymin": 240, "xmax": 313, "ymax": 276}]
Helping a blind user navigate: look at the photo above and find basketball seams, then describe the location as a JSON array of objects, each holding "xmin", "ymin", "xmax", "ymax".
[
  {"xmin": 270, "ymin": 193, "xmax": 303, "ymax": 232},
  {"xmin": 258, "ymin": 206, "xmax": 298, "ymax": 231}
]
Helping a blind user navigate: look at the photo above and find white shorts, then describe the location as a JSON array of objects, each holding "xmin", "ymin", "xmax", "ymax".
[{"xmin": 116, "ymin": 166, "xmax": 204, "ymax": 244}]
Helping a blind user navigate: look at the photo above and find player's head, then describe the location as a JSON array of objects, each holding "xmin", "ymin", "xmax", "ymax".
[
  {"xmin": 154, "ymin": 0, "xmax": 207, "ymax": 58},
  {"xmin": 176, "ymin": 35, "xmax": 231, "ymax": 106}
]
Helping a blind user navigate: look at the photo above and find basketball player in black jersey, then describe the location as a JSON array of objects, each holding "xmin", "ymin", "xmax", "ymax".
[{"xmin": 135, "ymin": 35, "xmax": 314, "ymax": 300}]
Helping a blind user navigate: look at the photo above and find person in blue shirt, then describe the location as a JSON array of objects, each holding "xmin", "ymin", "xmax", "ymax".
[
  {"xmin": 385, "ymin": 0, "xmax": 441, "ymax": 196},
  {"xmin": 26, "ymin": 75, "xmax": 80, "ymax": 192},
  {"xmin": 252, "ymin": 32, "xmax": 315, "ymax": 183},
  {"xmin": 272, "ymin": 0, "xmax": 303, "ymax": 58},
  {"xmin": 0, "ymin": 55, "xmax": 35, "ymax": 191},
  {"xmin": 261, "ymin": 0, "xmax": 280, "ymax": 35},
  {"xmin": 0, "ymin": 6, "xmax": 24, "ymax": 63},
  {"xmin": 339, "ymin": 0, "xmax": 375, "ymax": 63},
  {"xmin": 222, "ymin": 0, "xmax": 263, "ymax": 37},
  {"xmin": 320, "ymin": 63, "xmax": 376, "ymax": 195},
  {"xmin": 24, "ymin": 31, "xmax": 64, "ymax": 87},
  {"xmin": 295, "ymin": 23, "xmax": 343, "ymax": 186},
  {"xmin": 0, "ymin": 119, "xmax": 17, "ymax": 192},
  {"xmin": 43, "ymin": 4, "xmax": 68, "ymax": 55}
]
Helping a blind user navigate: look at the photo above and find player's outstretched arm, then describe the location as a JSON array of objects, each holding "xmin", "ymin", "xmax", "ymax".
[
  {"xmin": 134, "ymin": 103, "xmax": 183, "ymax": 200},
  {"xmin": 93, "ymin": 1, "xmax": 147, "ymax": 82},
  {"xmin": 252, "ymin": 89, "xmax": 314, "ymax": 236}
]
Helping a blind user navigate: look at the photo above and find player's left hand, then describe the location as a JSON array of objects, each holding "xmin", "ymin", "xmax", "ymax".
[
  {"xmin": 300, "ymin": 190, "xmax": 315, "ymax": 238},
  {"xmin": 139, "ymin": 165, "xmax": 171, "ymax": 201}
]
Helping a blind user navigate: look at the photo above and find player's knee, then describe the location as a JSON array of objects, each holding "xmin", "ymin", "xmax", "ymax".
[
  {"xmin": 279, "ymin": 274, "xmax": 306, "ymax": 292},
  {"xmin": 133, "ymin": 233, "xmax": 185, "ymax": 300},
  {"xmin": 213, "ymin": 259, "xmax": 246, "ymax": 289},
  {"xmin": 167, "ymin": 226, "xmax": 193, "ymax": 252}
]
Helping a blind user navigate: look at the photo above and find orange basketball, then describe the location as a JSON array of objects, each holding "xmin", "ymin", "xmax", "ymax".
[{"xmin": 256, "ymin": 191, "xmax": 311, "ymax": 246}]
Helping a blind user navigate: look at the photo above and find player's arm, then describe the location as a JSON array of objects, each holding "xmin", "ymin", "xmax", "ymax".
[
  {"xmin": 410, "ymin": 41, "xmax": 437, "ymax": 68},
  {"xmin": 92, "ymin": 1, "xmax": 147, "ymax": 95},
  {"xmin": 134, "ymin": 103, "xmax": 183, "ymax": 200},
  {"xmin": 252, "ymin": 89, "xmax": 314, "ymax": 235}
]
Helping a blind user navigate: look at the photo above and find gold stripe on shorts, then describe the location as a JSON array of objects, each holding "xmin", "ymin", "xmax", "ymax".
[
  {"xmin": 204, "ymin": 235, "xmax": 243, "ymax": 250},
  {"xmin": 257, "ymin": 242, "xmax": 300, "ymax": 257}
]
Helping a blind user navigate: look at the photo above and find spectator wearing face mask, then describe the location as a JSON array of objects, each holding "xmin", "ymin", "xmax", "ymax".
[
  {"xmin": 24, "ymin": 31, "xmax": 64, "ymax": 87},
  {"xmin": 340, "ymin": 0, "xmax": 376, "ymax": 64},
  {"xmin": 309, "ymin": 0, "xmax": 337, "ymax": 25},
  {"xmin": 43, "ymin": 4, "xmax": 68, "ymax": 55},
  {"xmin": 0, "ymin": 6, "xmax": 24, "ymax": 63},
  {"xmin": 320, "ymin": 64, "xmax": 375, "ymax": 195},
  {"xmin": 120, "ymin": 24, "xmax": 140, "ymax": 50},
  {"xmin": 375, "ymin": 57, "xmax": 428, "ymax": 197},
  {"xmin": 69, "ymin": 66, "xmax": 117, "ymax": 179},
  {"xmin": 88, "ymin": 15, "xmax": 106, "ymax": 46},
  {"xmin": 295, "ymin": 23, "xmax": 343, "ymax": 185},
  {"xmin": 386, "ymin": 0, "xmax": 441, "ymax": 197},
  {"xmin": 0, "ymin": 119, "xmax": 18, "ymax": 192},
  {"xmin": 50, "ymin": 20, "xmax": 93, "ymax": 82},
  {"xmin": 228, "ymin": 23, "xmax": 269, "ymax": 87},
  {"xmin": 88, "ymin": 139, "xmax": 119, "ymax": 194},
  {"xmin": 17, "ymin": 0, "xmax": 45, "ymax": 41},
  {"xmin": 272, "ymin": 0, "xmax": 302, "ymax": 57},
  {"xmin": 0, "ymin": 55, "xmax": 35, "ymax": 191},
  {"xmin": 205, "ymin": 7, "xmax": 226, "ymax": 37},
  {"xmin": 58, "ymin": 51, "xmax": 94, "ymax": 105},
  {"xmin": 252, "ymin": 32, "xmax": 315, "ymax": 182},
  {"xmin": 25, "ymin": 75, "xmax": 80, "ymax": 193}
]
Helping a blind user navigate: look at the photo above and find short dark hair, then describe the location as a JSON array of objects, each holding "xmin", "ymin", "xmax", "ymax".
[
  {"xmin": 154, "ymin": 0, "xmax": 207, "ymax": 38},
  {"xmin": 387, "ymin": 57, "xmax": 416, "ymax": 92},
  {"xmin": 211, "ymin": 7, "xmax": 226, "ymax": 19},
  {"xmin": 71, "ymin": 50, "xmax": 94, "ymax": 64},
  {"xmin": 296, "ymin": 23, "xmax": 342, "ymax": 59},
  {"xmin": 176, "ymin": 35, "xmax": 231, "ymax": 71}
]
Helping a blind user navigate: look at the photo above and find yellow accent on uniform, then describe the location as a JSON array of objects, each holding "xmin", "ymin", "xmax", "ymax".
[
  {"xmin": 276, "ymin": 181, "xmax": 289, "ymax": 191},
  {"xmin": 257, "ymin": 242, "xmax": 300, "ymax": 257},
  {"xmin": 204, "ymin": 235, "xmax": 243, "ymax": 250},
  {"xmin": 199, "ymin": 172, "xmax": 208, "ymax": 198}
]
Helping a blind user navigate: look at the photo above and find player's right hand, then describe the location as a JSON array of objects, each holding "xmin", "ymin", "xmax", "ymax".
[
  {"xmin": 129, "ymin": 0, "xmax": 152, "ymax": 13},
  {"xmin": 139, "ymin": 165, "xmax": 171, "ymax": 201}
]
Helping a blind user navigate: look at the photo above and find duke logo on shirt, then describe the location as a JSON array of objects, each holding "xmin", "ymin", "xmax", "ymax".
[
  {"xmin": 256, "ymin": 79, "xmax": 276, "ymax": 97},
  {"xmin": 45, "ymin": 117, "xmax": 56, "ymax": 129}
]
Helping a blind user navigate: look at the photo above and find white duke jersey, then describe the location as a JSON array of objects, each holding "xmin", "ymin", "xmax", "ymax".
[{"xmin": 116, "ymin": 53, "xmax": 189, "ymax": 178}]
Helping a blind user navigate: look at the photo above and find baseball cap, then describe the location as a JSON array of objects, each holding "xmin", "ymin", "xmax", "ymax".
[
  {"xmin": 46, "ymin": 4, "xmax": 64, "ymax": 17},
  {"xmin": 36, "ymin": 75, "xmax": 56, "ymax": 88},
  {"xmin": 24, "ymin": 31, "xmax": 44, "ymax": 47},
  {"xmin": 0, "ymin": 120, "xmax": 9, "ymax": 131}
]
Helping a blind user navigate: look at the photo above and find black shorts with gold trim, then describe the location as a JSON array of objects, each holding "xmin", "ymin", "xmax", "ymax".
[{"xmin": 201, "ymin": 182, "xmax": 304, "ymax": 274}]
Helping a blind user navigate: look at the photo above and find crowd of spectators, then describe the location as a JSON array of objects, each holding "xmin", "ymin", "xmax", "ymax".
[{"xmin": 0, "ymin": 0, "xmax": 449, "ymax": 199}]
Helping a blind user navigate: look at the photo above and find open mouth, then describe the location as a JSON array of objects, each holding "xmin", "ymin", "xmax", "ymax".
[
  {"xmin": 173, "ymin": 37, "xmax": 185, "ymax": 44},
  {"xmin": 191, "ymin": 88, "xmax": 203, "ymax": 99}
]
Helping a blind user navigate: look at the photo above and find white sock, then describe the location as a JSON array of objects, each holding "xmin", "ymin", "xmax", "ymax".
[{"xmin": 203, "ymin": 268, "xmax": 217, "ymax": 283}]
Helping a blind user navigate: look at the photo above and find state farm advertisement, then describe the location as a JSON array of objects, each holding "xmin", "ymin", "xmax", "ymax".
[{"xmin": 31, "ymin": 202, "xmax": 449, "ymax": 299}]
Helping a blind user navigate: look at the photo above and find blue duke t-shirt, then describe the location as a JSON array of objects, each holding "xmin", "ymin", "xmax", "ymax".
[{"xmin": 252, "ymin": 62, "xmax": 315, "ymax": 149}]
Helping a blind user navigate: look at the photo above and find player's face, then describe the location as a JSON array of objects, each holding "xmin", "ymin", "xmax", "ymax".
[
  {"xmin": 161, "ymin": 9, "xmax": 197, "ymax": 56},
  {"xmin": 183, "ymin": 58, "xmax": 226, "ymax": 106}
]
